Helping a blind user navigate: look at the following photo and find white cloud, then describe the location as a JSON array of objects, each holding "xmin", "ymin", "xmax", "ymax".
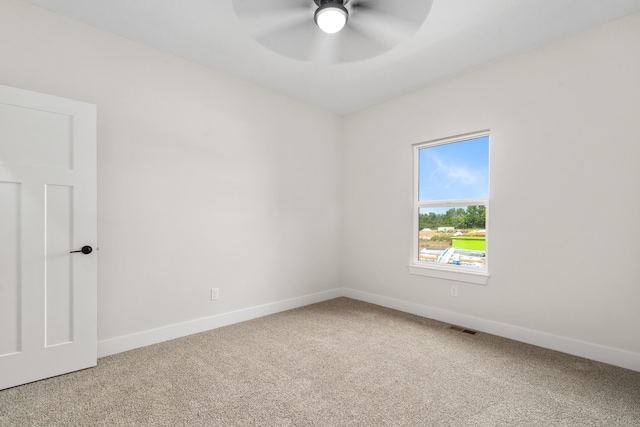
[{"xmin": 428, "ymin": 152, "xmax": 478, "ymax": 188}]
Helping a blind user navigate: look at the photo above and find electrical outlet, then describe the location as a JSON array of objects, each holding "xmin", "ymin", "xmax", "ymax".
[
  {"xmin": 211, "ymin": 288, "xmax": 219, "ymax": 300},
  {"xmin": 450, "ymin": 285, "xmax": 458, "ymax": 297}
]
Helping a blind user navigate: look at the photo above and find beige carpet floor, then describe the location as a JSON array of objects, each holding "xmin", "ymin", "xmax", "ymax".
[{"xmin": 1, "ymin": 297, "xmax": 639, "ymax": 426}]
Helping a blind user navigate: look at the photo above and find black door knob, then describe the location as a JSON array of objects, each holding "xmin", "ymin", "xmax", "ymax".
[{"xmin": 70, "ymin": 246, "xmax": 93, "ymax": 254}]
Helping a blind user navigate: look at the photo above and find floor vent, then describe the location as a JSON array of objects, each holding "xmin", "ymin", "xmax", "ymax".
[{"xmin": 449, "ymin": 325, "xmax": 478, "ymax": 335}]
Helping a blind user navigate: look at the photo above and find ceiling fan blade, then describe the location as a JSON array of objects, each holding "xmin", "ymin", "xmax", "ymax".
[
  {"xmin": 241, "ymin": 8, "xmax": 311, "ymax": 39},
  {"xmin": 256, "ymin": 20, "xmax": 318, "ymax": 61},
  {"xmin": 351, "ymin": 0, "xmax": 433, "ymax": 27},
  {"xmin": 307, "ymin": 31, "xmax": 341, "ymax": 64},
  {"xmin": 349, "ymin": 7, "xmax": 419, "ymax": 47},
  {"xmin": 337, "ymin": 24, "xmax": 390, "ymax": 62},
  {"xmin": 233, "ymin": 0, "xmax": 310, "ymax": 17}
]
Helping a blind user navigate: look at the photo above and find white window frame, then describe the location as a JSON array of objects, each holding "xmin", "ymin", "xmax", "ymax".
[{"xmin": 408, "ymin": 130, "xmax": 490, "ymax": 285}]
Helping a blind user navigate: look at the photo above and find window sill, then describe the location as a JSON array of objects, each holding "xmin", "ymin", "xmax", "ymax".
[{"xmin": 408, "ymin": 264, "xmax": 489, "ymax": 285}]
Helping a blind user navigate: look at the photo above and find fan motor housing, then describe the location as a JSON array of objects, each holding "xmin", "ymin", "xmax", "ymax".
[{"xmin": 314, "ymin": 0, "xmax": 349, "ymax": 7}]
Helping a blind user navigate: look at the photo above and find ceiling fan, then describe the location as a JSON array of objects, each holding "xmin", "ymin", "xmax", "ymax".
[{"xmin": 233, "ymin": 0, "xmax": 433, "ymax": 63}]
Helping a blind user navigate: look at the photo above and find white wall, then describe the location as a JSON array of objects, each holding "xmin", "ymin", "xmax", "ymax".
[
  {"xmin": 0, "ymin": 0, "xmax": 343, "ymax": 341},
  {"xmin": 342, "ymin": 12, "xmax": 640, "ymax": 355}
]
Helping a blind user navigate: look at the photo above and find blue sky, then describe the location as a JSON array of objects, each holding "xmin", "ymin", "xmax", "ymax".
[{"xmin": 418, "ymin": 135, "xmax": 489, "ymax": 202}]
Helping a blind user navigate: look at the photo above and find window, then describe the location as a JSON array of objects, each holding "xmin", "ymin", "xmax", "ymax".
[{"xmin": 409, "ymin": 131, "xmax": 490, "ymax": 285}]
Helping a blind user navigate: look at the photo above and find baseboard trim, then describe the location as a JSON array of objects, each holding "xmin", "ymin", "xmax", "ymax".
[
  {"xmin": 98, "ymin": 288, "xmax": 342, "ymax": 358},
  {"xmin": 342, "ymin": 288, "xmax": 640, "ymax": 372},
  {"xmin": 98, "ymin": 287, "xmax": 640, "ymax": 372}
]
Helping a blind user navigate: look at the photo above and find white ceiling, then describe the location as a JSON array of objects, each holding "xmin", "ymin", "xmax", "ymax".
[{"xmin": 26, "ymin": 0, "xmax": 640, "ymax": 115}]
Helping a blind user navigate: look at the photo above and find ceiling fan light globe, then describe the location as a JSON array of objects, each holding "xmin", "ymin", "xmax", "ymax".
[{"xmin": 315, "ymin": 4, "xmax": 348, "ymax": 34}]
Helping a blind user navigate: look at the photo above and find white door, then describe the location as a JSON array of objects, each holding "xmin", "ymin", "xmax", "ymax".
[{"xmin": 0, "ymin": 84, "xmax": 97, "ymax": 390}]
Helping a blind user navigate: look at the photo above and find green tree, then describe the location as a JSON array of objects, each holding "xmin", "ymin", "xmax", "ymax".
[
  {"xmin": 418, "ymin": 205, "xmax": 486, "ymax": 231},
  {"xmin": 476, "ymin": 205, "xmax": 486, "ymax": 229},
  {"xmin": 465, "ymin": 205, "xmax": 478, "ymax": 228}
]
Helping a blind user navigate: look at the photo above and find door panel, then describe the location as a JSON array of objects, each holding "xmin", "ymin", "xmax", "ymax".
[
  {"xmin": 0, "ymin": 102, "xmax": 72, "ymax": 169},
  {"xmin": 45, "ymin": 184, "xmax": 74, "ymax": 347},
  {"xmin": 0, "ymin": 181, "xmax": 21, "ymax": 357},
  {"xmin": 0, "ymin": 84, "xmax": 96, "ymax": 390}
]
